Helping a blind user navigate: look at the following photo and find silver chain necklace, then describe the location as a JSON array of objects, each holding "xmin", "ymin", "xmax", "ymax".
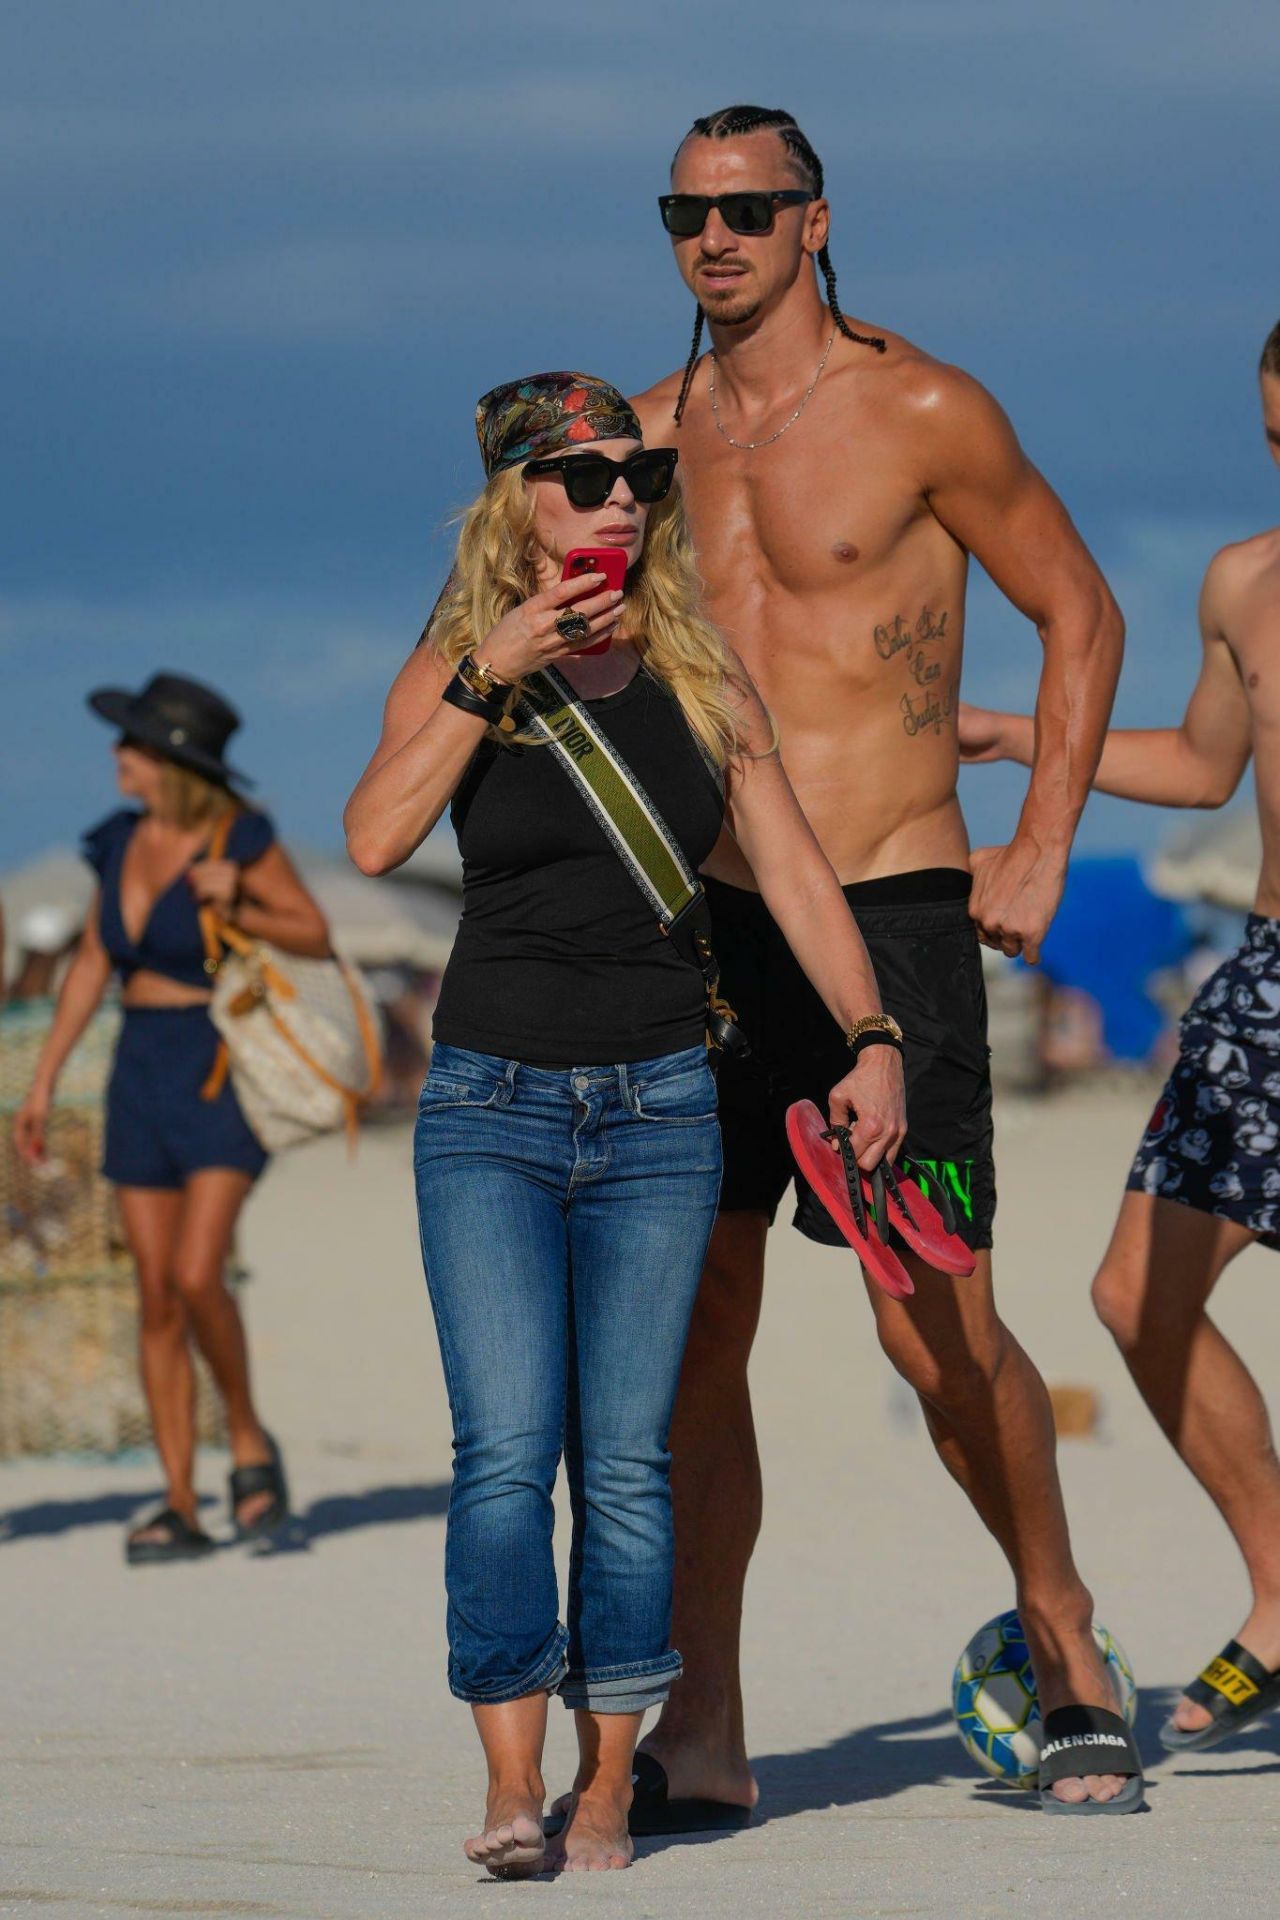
[{"xmin": 708, "ymin": 330, "xmax": 836, "ymax": 451}]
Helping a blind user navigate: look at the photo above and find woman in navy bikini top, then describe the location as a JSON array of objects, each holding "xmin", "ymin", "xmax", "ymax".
[
  {"xmin": 13, "ymin": 671, "xmax": 330, "ymax": 1566},
  {"xmin": 84, "ymin": 806, "xmax": 275, "ymax": 990}
]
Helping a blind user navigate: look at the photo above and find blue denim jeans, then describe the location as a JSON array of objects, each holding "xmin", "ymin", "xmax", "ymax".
[{"xmin": 414, "ymin": 1043, "xmax": 721, "ymax": 1712}]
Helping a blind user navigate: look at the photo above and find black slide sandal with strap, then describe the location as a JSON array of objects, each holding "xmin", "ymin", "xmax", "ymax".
[
  {"xmin": 1038, "ymin": 1705, "xmax": 1146, "ymax": 1814},
  {"xmin": 623, "ymin": 1753, "xmax": 753, "ymax": 1836},
  {"xmin": 125, "ymin": 1506, "xmax": 217, "ymax": 1566},
  {"xmin": 229, "ymin": 1432, "xmax": 290, "ymax": 1541},
  {"xmin": 1160, "ymin": 1638, "xmax": 1280, "ymax": 1753},
  {"xmin": 544, "ymin": 1753, "xmax": 752, "ymax": 1840}
]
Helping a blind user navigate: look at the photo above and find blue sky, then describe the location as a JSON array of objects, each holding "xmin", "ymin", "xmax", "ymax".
[{"xmin": 2, "ymin": 1, "xmax": 1276, "ymax": 870}]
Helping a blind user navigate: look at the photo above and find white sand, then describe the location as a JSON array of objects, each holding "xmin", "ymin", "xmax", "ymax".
[{"xmin": 5, "ymin": 1080, "xmax": 1280, "ymax": 1917}]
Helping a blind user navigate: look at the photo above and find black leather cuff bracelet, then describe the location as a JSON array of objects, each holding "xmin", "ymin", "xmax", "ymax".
[
  {"xmin": 847, "ymin": 1030, "xmax": 905, "ymax": 1061},
  {"xmin": 441, "ymin": 674, "xmax": 508, "ymax": 723}
]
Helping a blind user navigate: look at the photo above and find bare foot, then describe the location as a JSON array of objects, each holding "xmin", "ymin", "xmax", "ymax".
[
  {"xmin": 1170, "ymin": 1602, "xmax": 1280, "ymax": 1734},
  {"xmin": 546, "ymin": 1792, "xmax": 633, "ymax": 1873},
  {"xmin": 1044, "ymin": 1771, "xmax": 1125, "ymax": 1807},
  {"xmin": 463, "ymin": 1788, "xmax": 545, "ymax": 1879},
  {"xmin": 1024, "ymin": 1610, "xmax": 1130, "ymax": 1807}
]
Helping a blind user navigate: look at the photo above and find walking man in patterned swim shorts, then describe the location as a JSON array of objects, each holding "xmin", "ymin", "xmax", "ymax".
[{"xmin": 963, "ymin": 316, "xmax": 1280, "ymax": 1757}]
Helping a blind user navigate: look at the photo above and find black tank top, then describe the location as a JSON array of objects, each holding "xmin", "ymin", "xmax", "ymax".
[{"xmin": 432, "ymin": 666, "xmax": 726, "ymax": 1065}]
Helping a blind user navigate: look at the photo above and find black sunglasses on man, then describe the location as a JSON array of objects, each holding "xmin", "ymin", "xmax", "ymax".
[{"xmin": 658, "ymin": 190, "xmax": 811, "ymax": 238}]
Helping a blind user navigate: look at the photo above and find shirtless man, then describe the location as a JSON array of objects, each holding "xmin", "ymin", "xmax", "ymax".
[
  {"xmin": 964, "ymin": 318, "xmax": 1280, "ymax": 1759},
  {"xmin": 629, "ymin": 104, "xmax": 1133, "ymax": 1816}
]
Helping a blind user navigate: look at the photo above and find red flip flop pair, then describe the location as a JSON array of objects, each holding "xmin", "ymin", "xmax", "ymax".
[{"xmin": 785, "ymin": 1099, "xmax": 976, "ymax": 1298}]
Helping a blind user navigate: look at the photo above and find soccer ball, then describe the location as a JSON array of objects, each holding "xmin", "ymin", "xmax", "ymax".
[{"xmin": 951, "ymin": 1609, "xmax": 1138, "ymax": 1788}]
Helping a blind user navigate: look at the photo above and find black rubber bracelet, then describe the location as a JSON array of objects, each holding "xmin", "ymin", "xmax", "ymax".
[
  {"xmin": 441, "ymin": 675, "xmax": 507, "ymax": 723},
  {"xmin": 847, "ymin": 1030, "xmax": 905, "ymax": 1061}
]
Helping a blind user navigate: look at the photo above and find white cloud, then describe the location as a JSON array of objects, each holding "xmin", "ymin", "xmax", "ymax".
[
  {"xmin": 0, "ymin": 586, "xmax": 416, "ymax": 864},
  {"xmin": 0, "ymin": 590, "xmax": 411, "ymax": 711},
  {"xmin": 251, "ymin": 627, "xmax": 411, "ymax": 707},
  {"xmin": 0, "ymin": 77, "xmax": 645, "ymax": 174},
  {"xmin": 965, "ymin": 511, "xmax": 1239, "ymax": 713},
  {"xmin": 2, "ymin": 0, "xmax": 1274, "ymax": 874},
  {"xmin": 961, "ymin": 509, "xmax": 1250, "ymax": 852},
  {"xmin": 1, "ymin": 505, "xmax": 1248, "ymax": 868},
  {"xmin": 100, "ymin": 231, "xmax": 642, "ymax": 344}
]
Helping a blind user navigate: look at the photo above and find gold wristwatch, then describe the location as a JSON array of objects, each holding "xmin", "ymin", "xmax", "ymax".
[
  {"xmin": 845, "ymin": 1012, "xmax": 904, "ymax": 1055},
  {"xmin": 457, "ymin": 654, "xmax": 509, "ymax": 699}
]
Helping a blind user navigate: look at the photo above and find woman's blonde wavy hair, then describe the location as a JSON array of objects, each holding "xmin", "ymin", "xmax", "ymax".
[{"xmin": 423, "ymin": 466, "xmax": 755, "ymax": 767}]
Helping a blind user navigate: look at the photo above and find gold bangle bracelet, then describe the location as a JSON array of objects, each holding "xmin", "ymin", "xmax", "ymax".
[
  {"xmin": 458, "ymin": 654, "xmax": 508, "ymax": 699},
  {"xmin": 845, "ymin": 1012, "xmax": 904, "ymax": 1049}
]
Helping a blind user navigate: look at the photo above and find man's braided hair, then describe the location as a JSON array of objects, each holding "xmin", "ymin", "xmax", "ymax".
[
  {"xmin": 671, "ymin": 104, "xmax": 885, "ymax": 426},
  {"xmin": 1262, "ymin": 318, "xmax": 1280, "ymax": 378}
]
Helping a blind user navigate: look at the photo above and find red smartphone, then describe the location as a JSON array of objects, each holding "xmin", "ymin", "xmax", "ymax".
[{"xmin": 561, "ymin": 547, "xmax": 628, "ymax": 656}]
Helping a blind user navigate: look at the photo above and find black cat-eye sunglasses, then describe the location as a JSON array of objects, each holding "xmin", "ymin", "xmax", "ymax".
[{"xmin": 523, "ymin": 446, "xmax": 678, "ymax": 509}]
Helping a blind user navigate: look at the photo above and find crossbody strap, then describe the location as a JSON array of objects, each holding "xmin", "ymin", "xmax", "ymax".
[
  {"xmin": 195, "ymin": 811, "xmax": 383, "ymax": 1119},
  {"xmin": 197, "ymin": 808, "xmax": 237, "ymax": 977},
  {"xmin": 513, "ymin": 666, "xmax": 748, "ymax": 1056},
  {"xmin": 516, "ymin": 665, "xmax": 705, "ymax": 932},
  {"xmin": 196, "ymin": 808, "xmax": 236, "ymax": 1101}
]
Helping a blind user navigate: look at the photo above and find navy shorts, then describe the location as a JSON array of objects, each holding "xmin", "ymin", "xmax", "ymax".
[
  {"xmin": 1127, "ymin": 915, "xmax": 1280, "ymax": 1249},
  {"xmin": 103, "ymin": 1006, "xmax": 268, "ymax": 1189}
]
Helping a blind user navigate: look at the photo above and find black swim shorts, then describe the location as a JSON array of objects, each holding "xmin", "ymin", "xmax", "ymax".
[
  {"xmin": 1127, "ymin": 914, "xmax": 1280, "ymax": 1249},
  {"xmin": 706, "ymin": 869, "xmax": 996, "ymax": 1253}
]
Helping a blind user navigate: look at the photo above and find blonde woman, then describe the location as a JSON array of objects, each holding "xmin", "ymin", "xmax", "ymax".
[
  {"xmin": 14, "ymin": 674, "xmax": 330, "ymax": 1561},
  {"xmin": 346, "ymin": 373, "xmax": 906, "ymax": 1877}
]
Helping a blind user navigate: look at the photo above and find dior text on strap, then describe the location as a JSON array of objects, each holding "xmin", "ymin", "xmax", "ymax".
[{"xmin": 513, "ymin": 665, "xmax": 749, "ymax": 1057}]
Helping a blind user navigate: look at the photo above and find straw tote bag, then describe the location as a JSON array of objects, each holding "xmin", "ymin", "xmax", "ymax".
[{"xmin": 197, "ymin": 813, "xmax": 383, "ymax": 1153}]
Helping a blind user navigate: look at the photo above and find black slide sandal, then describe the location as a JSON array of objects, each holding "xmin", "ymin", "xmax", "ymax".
[
  {"xmin": 624, "ymin": 1753, "xmax": 753, "ymax": 1835},
  {"xmin": 1160, "ymin": 1638, "xmax": 1280, "ymax": 1753},
  {"xmin": 125, "ymin": 1506, "xmax": 217, "ymax": 1566},
  {"xmin": 544, "ymin": 1753, "xmax": 752, "ymax": 1839},
  {"xmin": 1038, "ymin": 1704, "xmax": 1146, "ymax": 1814},
  {"xmin": 229, "ymin": 1432, "xmax": 290, "ymax": 1541}
]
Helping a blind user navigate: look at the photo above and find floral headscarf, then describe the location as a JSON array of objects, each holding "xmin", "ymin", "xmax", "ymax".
[{"xmin": 475, "ymin": 371, "xmax": 643, "ymax": 476}]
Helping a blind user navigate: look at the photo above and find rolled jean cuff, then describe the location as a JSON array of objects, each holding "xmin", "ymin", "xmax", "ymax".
[
  {"xmin": 448, "ymin": 1626, "xmax": 569, "ymax": 1706},
  {"xmin": 557, "ymin": 1649, "xmax": 683, "ymax": 1714}
]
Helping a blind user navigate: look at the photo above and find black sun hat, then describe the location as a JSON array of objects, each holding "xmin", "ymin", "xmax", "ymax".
[{"xmin": 87, "ymin": 672, "xmax": 254, "ymax": 789}]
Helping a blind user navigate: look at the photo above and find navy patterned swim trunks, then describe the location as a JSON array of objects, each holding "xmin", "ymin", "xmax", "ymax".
[{"xmin": 1127, "ymin": 915, "xmax": 1280, "ymax": 1250}]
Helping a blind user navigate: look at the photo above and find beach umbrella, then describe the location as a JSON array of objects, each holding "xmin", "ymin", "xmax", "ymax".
[
  {"xmin": 294, "ymin": 856, "xmax": 458, "ymax": 971},
  {"xmin": 1149, "ymin": 805, "xmax": 1261, "ymax": 912},
  {"xmin": 1035, "ymin": 855, "xmax": 1190, "ymax": 1061},
  {"xmin": 0, "ymin": 850, "xmax": 95, "ymax": 982},
  {"xmin": 401, "ymin": 829, "xmax": 463, "ymax": 891},
  {"xmin": 1, "ymin": 844, "xmax": 459, "ymax": 981}
]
